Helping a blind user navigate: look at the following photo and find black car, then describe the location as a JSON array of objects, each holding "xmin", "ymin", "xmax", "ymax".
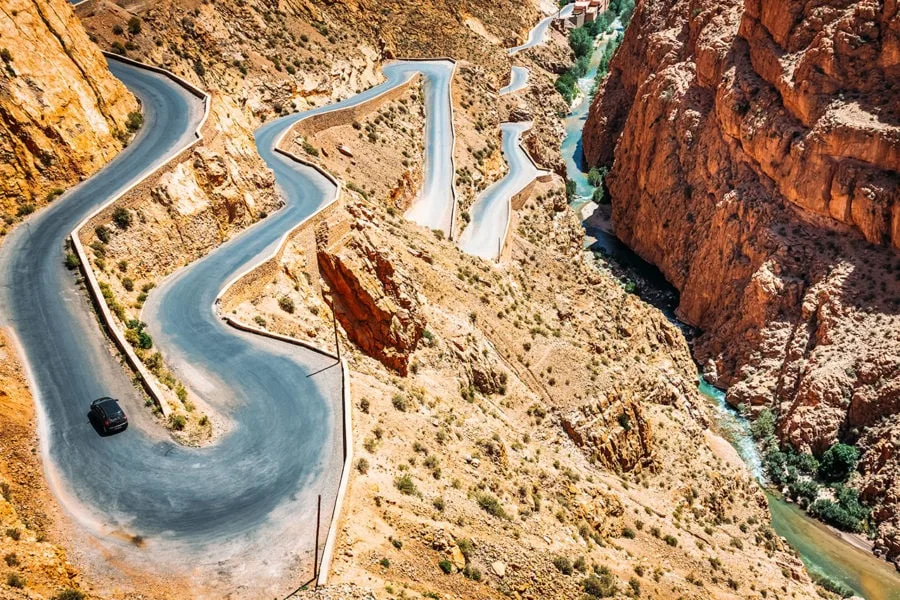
[{"xmin": 90, "ymin": 397, "xmax": 128, "ymax": 434}]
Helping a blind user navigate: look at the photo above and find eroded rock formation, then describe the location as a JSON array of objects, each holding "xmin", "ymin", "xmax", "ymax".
[
  {"xmin": 318, "ymin": 229, "xmax": 425, "ymax": 374},
  {"xmin": 0, "ymin": 0, "xmax": 138, "ymax": 218},
  {"xmin": 583, "ymin": 0, "xmax": 900, "ymax": 564}
]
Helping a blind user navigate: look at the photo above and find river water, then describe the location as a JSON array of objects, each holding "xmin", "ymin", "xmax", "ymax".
[{"xmin": 561, "ymin": 26, "xmax": 900, "ymax": 600}]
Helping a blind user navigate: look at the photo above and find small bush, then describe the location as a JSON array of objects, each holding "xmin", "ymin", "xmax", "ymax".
[
  {"xmin": 582, "ymin": 571, "xmax": 618, "ymax": 598},
  {"xmin": 5, "ymin": 528, "xmax": 20, "ymax": 541},
  {"xmin": 395, "ymin": 474, "xmax": 417, "ymax": 495},
  {"xmin": 302, "ymin": 140, "xmax": 319, "ymax": 157},
  {"xmin": 126, "ymin": 111, "xmax": 143, "ymax": 132},
  {"xmin": 663, "ymin": 534, "xmax": 678, "ymax": 547},
  {"xmin": 462, "ymin": 565, "xmax": 482, "ymax": 581},
  {"xmin": 475, "ymin": 492, "xmax": 508, "ymax": 519},
  {"xmin": 553, "ymin": 556, "xmax": 573, "ymax": 575},
  {"xmin": 64, "ymin": 253, "xmax": 81, "ymax": 270},
  {"xmin": 7, "ymin": 573, "xmax": 25, "ymax": 588},
  {"xmin": 47, "ymin": 188, "xmax": 64, "ymax": 202},
  {"xmin": 127, "ymin": 17, "xmax": 142, "ymax": 34},
  {"xmin": 356, "ymin": 458, "xmax": 369, "ymax": 474},
  {"xmin": 52, "ymin": 590, "xmax": 86, "ymax": 600},
  {"xmin": 122, "ymin": 277, "xmax": 134, "ymax": 292},
  {"xmin": 169, "ymin": 414, "xmax": 186, "ymax": 431},
  {"xmin": 95, "ymin": 225, "xmax": 110, "ymax": 243},
  {"xmin": 4, "ymin": 553, "xmax": 18, "ymax": 566},
  {"xmin": 112, "ymin": 24, "xmax": 124, "ymax": 35},
  {"xmin": 621, "ymin": 527, "xmax": 636, "ymax": 539},
  {"xmin": 391, "ymin": 394, "xmax": 408, "ymax": 412},
  {"xmin": 278, "ymin": 296, "xmax": 295, "ymax": 313},
  {"xmin": 112, "ymin": 207, "xmax": 132, "ymax": 229},
  {"xmin": 438, "ymin": 559, "xmax": 453, "ymax": 574}
]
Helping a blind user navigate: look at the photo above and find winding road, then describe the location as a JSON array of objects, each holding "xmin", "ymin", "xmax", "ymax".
[
  {"xmin": 458, "ymin": 122, "xmax": 548, "ymax": 259},
  {"xmin": 507, "ymin": 3, "xmax": 573, "ymax": 55},
  {"xmin": 0, "ymin": 55, "xmax": 458, "ymax": 591},
  {"xmin": 499, "ymin": 66, "xmax": 530, "ymax": 95}
]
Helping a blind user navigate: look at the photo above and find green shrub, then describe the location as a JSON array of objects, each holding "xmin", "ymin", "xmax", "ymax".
[
  {"xmin": 818, "ymin": 443, "xmax": 859, "ymax": 483},
  {"xmin": 122, "ymin": 277, "xmax": 134, "ymax": 292},
  {"xmin": 475, "ymin": 492, "xmax": 508, "ymax": 519},
  {"xmin": 553, "ymin": 556, "xmax": 573, "ymax": 575},
  {"xmin": 356, "ymin": 458, "xmax": 369, "ymax": 474},
  {"xmin": 112, "ymin": 207, "xmax": 132, "ymax": 229},
  {"xmin": 95, "ymin": 225, "xmax": 110, "ymax": 243},
  {"xmin": 169, "ymin": 414, "xmax": 186, "ymax": 431},
  {"xmin": 568, "ymin": 27, "xmax": 593, "ymax": 58},
  {"xmin": 583, "ymin": 571, "xmax": 618, "ymax": 598},
  {"xmin": 52, "ymin": 590, "xmax": 85, "ymax": 600},
  {"xmin": 47, "ymin": 188, "xmax": 65, "ymax": 202},
  {"xmin": 395, "ymin": 474, "xmax": 417, "ymax": 495},
  {"xmin": 64, "ymin": 253, "xmax": 81, "ymax": 270},
  {"xmin": 4, "ymin": 553, "xmax": 18, "ymax": 566},
  {"xmin": 438, "ymin": 559, "xmax": 453, "ymax": 574},
  {"xmin": 391, "ymin": 394, "xmax": 408, "ymax": 411},
  {"xmin": 7, "ymin": 573, "xmax": 25, "ymax": 588},
  {"xmin": 126, "ymin": 111, "xmax": 143, "ymax": 132},
  {"xmin": 278, "ymin": 296, "xmax": 295, "ymax": 313},
  {"xmin": 127, "ymin": 17, "xmax": 141, "ymax": 34},
  {"xmin": 751, "ymin": 407, "xmax": 777, "ymax": 440}
]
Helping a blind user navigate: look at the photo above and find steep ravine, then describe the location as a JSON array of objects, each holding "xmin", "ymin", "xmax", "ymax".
[{"xmin": 583, "ymin": 0, "xmax": 900, "ymax": 567}]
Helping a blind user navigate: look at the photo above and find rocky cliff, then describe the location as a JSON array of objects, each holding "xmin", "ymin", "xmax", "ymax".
[
  {"xmin": 583, "ymin": 0, "xmax": 900, "ymax": 565},
  {"xmin": 0, "ymin": 0, "xmax": 137, "ymax": 220}
]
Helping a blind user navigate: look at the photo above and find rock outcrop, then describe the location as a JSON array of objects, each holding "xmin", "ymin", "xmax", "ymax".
[
  {"xmin": 583, "ymin": 0, "xmax": 900, "ymax": 565},
  {"xmin": 560, "ymin": 390, "xmax": 655, "ymax": 472},
  {"xmin": 318, "ymin": 229, "xmax": 425, "ymax": 374},
  {"xmin": 0, "ymin": 0, "xmax": 137, "ymax": 219}
]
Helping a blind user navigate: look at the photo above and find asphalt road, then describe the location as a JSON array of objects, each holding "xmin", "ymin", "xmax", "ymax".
[
  {"xmin": 458, "ymin": 122, "xmax": 547, "ymax": 259},
  {"xmin": 507, "ymin": 3, "xmax": 574, "ymax": 55},
  {"xmin": 0, "ymin": 57, "xmax": 460, "ymax": 584},
  {"xmin": 499, "ymin": 66, "xmax": 530, "ymax": 95},
  {"xmin": 0, "ymin": 58, "xmax": 343, "ymax": 581}
]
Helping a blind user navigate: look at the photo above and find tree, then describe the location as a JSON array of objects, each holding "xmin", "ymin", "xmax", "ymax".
[
  {"xmin": 568, "ymin": 27, "xmax": 593, "ymax": 59},
  {"xmin": 565, "ymin": 179, "xmax": 577, "ymax": 202},
  {"xmin": 750, "ymin": 407, "xmax": 777, "ymax": 440},
  {"xmin": 818, "ymin": 443, "xmax": 859, "ymax": 482}
]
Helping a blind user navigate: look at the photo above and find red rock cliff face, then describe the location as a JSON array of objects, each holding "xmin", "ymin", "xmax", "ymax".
[{"xmin": 583, "ymin": 0, "xmax": 900, "ymax": 566}]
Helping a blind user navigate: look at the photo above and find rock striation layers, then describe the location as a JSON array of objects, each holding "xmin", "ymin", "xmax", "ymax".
[
  {"xmin": 0, "ymin": 0, "xmax": 137, "ymax": 218},
  {"xmin": 583, "ymin": 0, "xmax": 900, "ymax": 565}
]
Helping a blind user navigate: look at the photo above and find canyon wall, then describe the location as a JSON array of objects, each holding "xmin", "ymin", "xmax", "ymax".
[
  {"xmin": 0, "ymin": 0, "xmax": 137, "ymax": 219},
  {"xmin": 583, "ymin": 0, "xmax": 900, "ymax": 565}
]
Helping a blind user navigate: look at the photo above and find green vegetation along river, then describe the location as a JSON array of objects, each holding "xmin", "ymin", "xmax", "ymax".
[{"xmin": 699, "ymin": 381, "xmax": 900, "ymax": 600}]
